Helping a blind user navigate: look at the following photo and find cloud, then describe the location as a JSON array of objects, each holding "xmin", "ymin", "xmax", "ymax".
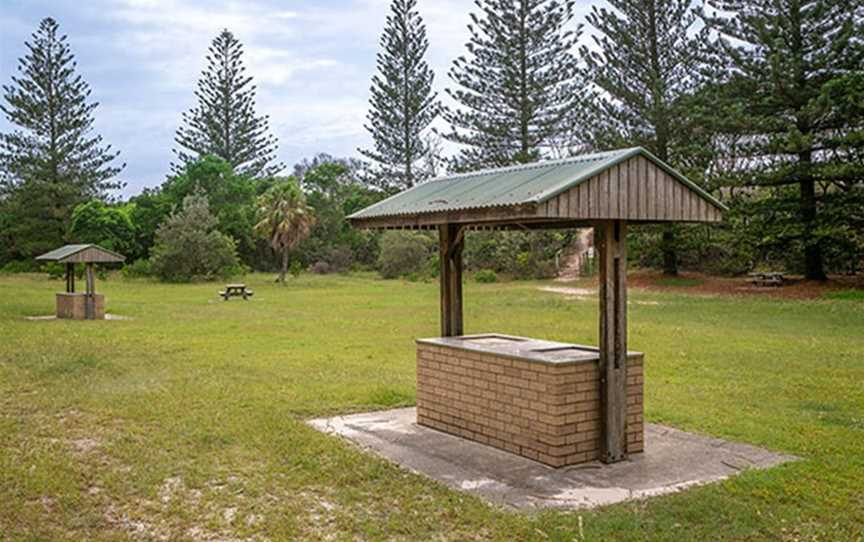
[{"xmin": 1, "ymin": 0, "xmax": 599, "ymax": 196}]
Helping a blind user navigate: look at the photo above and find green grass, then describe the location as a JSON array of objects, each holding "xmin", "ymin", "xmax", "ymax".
[
  {"xmin": 824, "ymin": 289, "xmax": 864, "ymax": 301},
  {"xmin": 654, "ymin": 277, "xmax": 704, "ymax": 287},
  {"xmin": 1, "ymin": 272, "xmax": 863, "ymax": 541}
]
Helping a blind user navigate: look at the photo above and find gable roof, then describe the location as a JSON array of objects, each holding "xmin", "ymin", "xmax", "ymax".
[
  {"xmin": 348, "ymin": 147, "xmax": 725, "ymax": 228},
  {"xmin": 36, "ymin": 244, "xmax": 126, "ymax": 263}
]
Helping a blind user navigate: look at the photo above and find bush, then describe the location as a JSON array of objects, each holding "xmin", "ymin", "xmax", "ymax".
[
  {"xmin": 464, "ymin": 230, "xmax": 568, "ymax": 279},
  {"xmin": 1, "ymin": 260, "xmax": 39, "ymax": 273},
  {"xmin": 69, "ymin": 200, "xmax": 138, "ymax": 258},
  {"xmin": 289, "ymin": 260, "xmax": 303, "ymax": 278},
  {"xmin": 474, "ymin": 269, "xmax": 498, "ymax": 283},
  {"xmin": 42, "ymin": 262, "xmax": 66, "ymax": 279},
  {"xmin": 149, "ymin": 193, "xmax": 242, "ymax": 282},
  {"xmin": 310, "ymin": 261, "xmax": 331, "ymax": 274},
  {"xmin": 121, "ymin": 259, "xmax": 152, "ymax": 278},
  {"xmin": 320, "ymin": 246, "xmax": 353, "ymax": 273},
  {"xmin": 377, "ymin": 231, "xmax": 435, "ymax": 279}
]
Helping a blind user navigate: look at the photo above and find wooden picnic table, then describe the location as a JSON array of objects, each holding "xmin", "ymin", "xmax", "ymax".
[
  {"xmin": 219, "ymin": 283, "xmax": 254, "ymax": 300},
  {"xmin": 749, "ymin": 272, "xmax": 785, "ymax": 287}
]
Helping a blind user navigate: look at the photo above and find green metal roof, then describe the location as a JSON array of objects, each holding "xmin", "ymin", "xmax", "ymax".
[
  {"xmin": 348, "ymin": 147, "xmax": 725, "ymax": 221},
  {"xmin": 35, "ymin": 244, "xmax": 125, "ymax": 263}
]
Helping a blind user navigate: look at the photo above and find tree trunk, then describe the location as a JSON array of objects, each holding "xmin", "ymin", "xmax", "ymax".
[
  {"xmin": 647, "ymin": 3, "xmax": 677, "ymax": 277},
  {"xmin": 279, "ymin": 248, "xmax": 288, "ymax": 284},
  {"xmin": 800, "ymin": 177, "xmax": 826, "ymax": 281},
  {"xmin": 662, "ymin": 226, "xmax": 678, "ymax": 276}
]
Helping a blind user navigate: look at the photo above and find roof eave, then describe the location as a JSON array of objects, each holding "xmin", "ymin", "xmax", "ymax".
[
  {"xmin": 532, "ymin": 147, "xmax": 728, "ymax": 213},
  {"xmin": 348, "ymin": 202, "xmax": 543, "ymax": 229},
  {"xmin": 35, "ymin": 244, "xmax": 126, "ymax": 263}
]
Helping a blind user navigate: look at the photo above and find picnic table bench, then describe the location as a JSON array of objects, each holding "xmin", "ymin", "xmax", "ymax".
[
  {"xmin": 219, "ymin": 284, "xmax": 254, "ymax": 300},
  {"xmin": 749, "ymin": 272, "xmax": 785, "ymax": 287}
]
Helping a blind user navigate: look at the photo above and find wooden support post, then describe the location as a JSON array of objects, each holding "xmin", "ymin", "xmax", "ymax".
[
  {"xmin": 66, "ymin": 263, "xmax": 74, "ymax": 293},
  {"xmin": 85, "ymin": 263, "xmax": 95, "ymax": 320},
  {"xmin": 596, "ymin": 220, "xmax": 628, "ymax": 463},
  {"xmin": 438, "ymin": 223, "xmax": 464, "ymax": 337}
]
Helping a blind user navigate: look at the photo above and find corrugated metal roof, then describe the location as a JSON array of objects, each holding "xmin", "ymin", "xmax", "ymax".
[
  {"xmin": 35, "ymin": 244, "xmax": 125, "ymax": 263},
  {"xmin": 348, "ymin": 147, "xmax": 724, "ymax": 220}
]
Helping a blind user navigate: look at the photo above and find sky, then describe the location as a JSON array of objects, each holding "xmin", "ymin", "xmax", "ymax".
[{"xmin": 0, "ymin": 0, "xmax": 597, "ymax": 198}]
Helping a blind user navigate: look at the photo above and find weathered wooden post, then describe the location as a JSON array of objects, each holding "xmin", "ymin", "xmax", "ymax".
[
  {"xmin": 85, "ymin": 262, "xmax": 95, "ymax": 320},
  {"xmin": 596, "ymin": 220, "xmax": 628, "ymax": 463},
  {"xmin": 438, "ymin": 224, "xmax": 464, "ymax": 337},
  {"xmin": 65, "ymin": 263, "xmax": 75, "ymax": 293}
]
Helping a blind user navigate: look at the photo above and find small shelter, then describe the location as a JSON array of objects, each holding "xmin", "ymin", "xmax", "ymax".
[
  {"xmin": 35, "ymin": 244, "xmax": 125, "ymax": 320},
  {"xmin": 349, "ymin": 147, "xmax": 725, "ymax": 466}
]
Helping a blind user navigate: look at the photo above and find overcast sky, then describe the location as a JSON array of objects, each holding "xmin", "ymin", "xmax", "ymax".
[{"xmin": 0, "ymin": 0, "xmax": 597, "ymax": 197}]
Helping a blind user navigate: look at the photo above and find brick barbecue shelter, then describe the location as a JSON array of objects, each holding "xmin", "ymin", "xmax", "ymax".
[
  {"xmin": 348, "ymin": 147, "xmax": 725, "ymax": 467},
  {"xmin": 35, "ymin": 244, "xmax": 125, "ymax": 320}
]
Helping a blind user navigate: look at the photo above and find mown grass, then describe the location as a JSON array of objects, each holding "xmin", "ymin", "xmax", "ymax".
[
  {"xmin": 0, "ymin": 272, "xmax": 862, "ymax": 541},
  {"xmin": 824, "ymin": 289, "xmax": 864, "ymax": 301},
  {"xmin": 654, "ymin": 277, "xmax": 704, "ymax": 288}
]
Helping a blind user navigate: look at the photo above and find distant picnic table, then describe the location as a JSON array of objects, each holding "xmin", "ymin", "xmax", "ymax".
[
  {"xmin": 219, "ymin": 284, "xmax": 254, "ymax": 300},
  {"xmin": 749, "ymin": 272, "xmax": 785, "ymax": 287}
]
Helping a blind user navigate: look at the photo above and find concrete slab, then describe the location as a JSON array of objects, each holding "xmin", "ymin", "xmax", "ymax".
[
  {"xmin": 25, "ymin": 313, "xmax": 132, "ymax": 321},
  {"xmin": 309, "ymin": 407, "xmax": 798, "ymax": 510}
]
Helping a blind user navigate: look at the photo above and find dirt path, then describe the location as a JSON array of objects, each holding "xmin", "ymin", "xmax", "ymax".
[{"xmin": 555, "ymin": 229, "xmax": 593, "ymax": 281}]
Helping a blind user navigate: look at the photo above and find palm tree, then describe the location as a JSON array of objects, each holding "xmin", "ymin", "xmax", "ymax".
[{"xmin": 254, "ymin": 179, "xmax": 315, "ymax": 283}]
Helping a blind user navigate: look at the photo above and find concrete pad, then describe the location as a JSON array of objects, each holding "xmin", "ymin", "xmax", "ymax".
[
  {"xmin": 309, "ymin": 407, "xmax": 798, "ymax": 510},
  {"xmin": 25, "ymin": 313, "xmax": 132, "ymax": 321}
]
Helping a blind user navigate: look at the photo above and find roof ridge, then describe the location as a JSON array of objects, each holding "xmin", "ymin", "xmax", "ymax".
[{"xmin": 424, "ymin": 148, "xmax": 638, "ymax": 184}]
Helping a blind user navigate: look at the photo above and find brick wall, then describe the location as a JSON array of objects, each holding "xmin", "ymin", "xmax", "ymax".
[
  {"xmin": 416, "ymin": 343, "xmax": 643, "ymax": 467},
  {"xmin": 56, "ymin": 293, "xmax": 105, "ymax": 320}
]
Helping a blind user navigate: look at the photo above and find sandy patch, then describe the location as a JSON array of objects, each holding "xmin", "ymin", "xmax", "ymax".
[
  {"xmin": 538, "ymin": 286, "xmax": 594, "ymax": 302},
  {"xmin": 540, "ymin": 286, "xmax": 664, "ymax": 306}
]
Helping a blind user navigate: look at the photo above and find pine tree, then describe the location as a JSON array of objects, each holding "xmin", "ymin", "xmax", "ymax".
[
  {"xmin": 582, "ymin": 0, "xmax": 706, "ymax": 276},
  {"xmin": 700, "ymin": 0, "xmax": 863, "ymax": 280},
  {"xmin": 443, "ymin": 0, "xmax": 587, "ymax": 169},
  {"xmin": 360, "ymin": 0, "xmax": 440, "ymax": 191},
  {"xmin": 0, "ymin": 17, "xmax": 124, "ymax": 258},
  {"xmin": 174, "ymin": 29, "xmax": 282, "ymax": 178}
]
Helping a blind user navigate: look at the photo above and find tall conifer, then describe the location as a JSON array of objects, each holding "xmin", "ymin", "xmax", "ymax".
[
  {"xmin": 443, "ymin": 0, "xmax": 587, "ymax": 168},
  {"xmin": 360, "ymin": 0, "xmax": 440, "ymax": 190},
  {"xmin": 700, "ymin": 0, "xmax": 863, "ymax": 280},
  {"xmin": 0, "ymin": 17, "xmax": 123, "ymax": 257},
  {"xmin": 174, "ymin": 29, "xmax": 282, "ymax": 178},
  {"xmin": 582, "ymin": 0, "xmax": 705, "ymax": 276}
]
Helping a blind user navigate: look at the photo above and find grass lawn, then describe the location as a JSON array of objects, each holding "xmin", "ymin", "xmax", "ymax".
[{"xmin": 1, "ymin": 272, "xmax": 862, "ymax": 541}]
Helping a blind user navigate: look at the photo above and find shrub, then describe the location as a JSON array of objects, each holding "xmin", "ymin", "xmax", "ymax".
[
  {"xmin": 149, "ymin": 193, "xmax": 241, "ymax": 282},
  {"xmin": 310, "ymin": 261, "xmax": 331, "ymax": 274},
  {"xmin": 289, "ymin": 260, "xmax": 303, "ymax": 278},
  {"xmin": 69, "ymin": 200, "xmax": 138, "ymax": 258},
  {"xmin": 464, "ymin": 230, "xmax": 567, "ymax": 279},
  {"xmin": 1, "ymin": 260, "xmax": 39, "ymax": 273},
  {"xmin": 121, "ymin": 260, "xmax": 152, "ymax": 278},
  {"xmin": 42, "ymin": 262, "xmax": 66, "ymax": 279},
  {"xmin": 474, "ymin": 269, "xmax": 497, "ymax": 283},
  {"xmin": 377, "ymin": 231, "xmax": 435, "ymax": 279},
  {"xmin": 321, "ymin": 246, "xmax": 353, "ymax": 273}
]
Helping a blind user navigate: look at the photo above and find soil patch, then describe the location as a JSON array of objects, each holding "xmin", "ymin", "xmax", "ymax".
[
  {"xmin": 555, "ymin": 271, "xmax": 863, "ymax": 300},
  {"xmin": 628, "ymin": 271, "xmax": 864, "ymax": 300}
]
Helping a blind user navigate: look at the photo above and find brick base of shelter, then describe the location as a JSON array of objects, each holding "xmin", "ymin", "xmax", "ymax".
[
  {"xmin": 56, "ymin": 292, "xmax": 105, "ymax": 320},
  {"xmin": 416, "ymin": 334, "xmax": 643, "ymax": 467}
]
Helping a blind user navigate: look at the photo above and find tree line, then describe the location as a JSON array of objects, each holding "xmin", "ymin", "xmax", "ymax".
[{"xmin": 1, "ymin": 0, "xmax": 862, "ymax": 282}]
